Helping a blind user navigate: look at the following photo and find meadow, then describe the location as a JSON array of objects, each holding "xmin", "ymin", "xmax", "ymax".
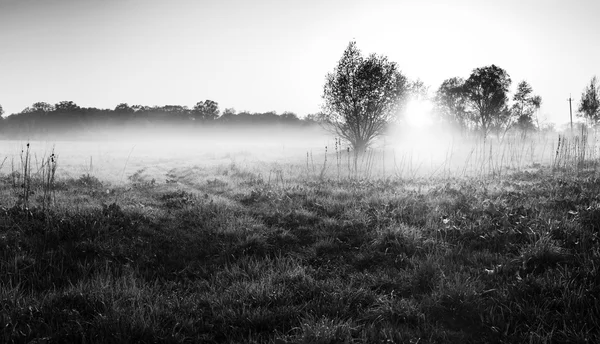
[{"xmin": 1, "ymin": 126, "xmax": 599, "ymax": 343}]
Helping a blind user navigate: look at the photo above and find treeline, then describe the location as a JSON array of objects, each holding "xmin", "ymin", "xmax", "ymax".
[
  {"xmin": 431, "ymin": 67, "xmax": 543, "ymax": 137},
  {"xmin": 427, "ymin": 69, "xmax": 600, "ymax": 135},
  {"xmin": 0, "ymin": 100, "xmax": 325, "ymax": 139},
  {"xmin": 431, "ymin": 71, "xmax": 600, "ymax": 137}
]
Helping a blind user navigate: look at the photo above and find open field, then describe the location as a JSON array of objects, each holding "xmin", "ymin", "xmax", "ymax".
[{"xmin": 1, "ymin": 129, "xmax": 600, "ymax": 343}]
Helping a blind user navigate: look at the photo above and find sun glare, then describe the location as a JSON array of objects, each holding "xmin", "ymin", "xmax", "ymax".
[{"xmin": 405, "ymin": 99, "xmax": 434, "ymax": 128}]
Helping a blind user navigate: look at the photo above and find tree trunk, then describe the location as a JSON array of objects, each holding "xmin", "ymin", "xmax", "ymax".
[
  {"xmin": 352, "ymin": 140, "xmax": 368, "ymax": 175},
  {"xmin": 354, "ymin": 141, "xmax": 367, "ymax": 155}
]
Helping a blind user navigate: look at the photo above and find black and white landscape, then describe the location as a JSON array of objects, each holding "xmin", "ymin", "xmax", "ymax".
[{"xmin": 0, "ymin": 1, "xmax": 599, "ymax": 343}]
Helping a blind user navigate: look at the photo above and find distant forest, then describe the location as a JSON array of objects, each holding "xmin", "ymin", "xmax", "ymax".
[{"xmin": 0, "ymin": 100, "xmax": 324, "ymax": 139}]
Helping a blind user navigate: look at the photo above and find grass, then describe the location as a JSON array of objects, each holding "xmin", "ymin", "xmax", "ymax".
[{"xmin": 1, "ymin": 132, "xmax": 600, "ymax": 343}]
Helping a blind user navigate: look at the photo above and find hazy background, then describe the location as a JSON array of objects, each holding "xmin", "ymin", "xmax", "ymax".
[
  {"xmin": 0, "ymin": 126, "xmax": 333, "ymax": 184},
  {"xmin": 1, "ymin": 0, "xmax": 599, "ymax": 126}
]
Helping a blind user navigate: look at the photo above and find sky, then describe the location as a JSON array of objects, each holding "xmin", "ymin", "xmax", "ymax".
[{"xmin": 0, "ymin": 0, "xmax": 598, "ymax": 126}]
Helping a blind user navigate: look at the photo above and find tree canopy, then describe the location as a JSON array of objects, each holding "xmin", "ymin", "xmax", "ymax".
[
  {"xmin": 511, "ymin": 81, "xmax": 542, "ymax": 134},
  {"xmin": 578, "ymin": 76, "xmax": 600, "ymax": 124},
  {"xmin": 193, "ymin": 100, "xmax": 220, "ymax": 121},
  {"xmin": 463, "ymin": 65, "xmax": 512, "ymax": 137},
  {"xmin": 434, "ymin": 77, "xmax": 470, "ymax": 130},
  {"xmin": 323, "ymin": 41, "xmax": 408, "ymax": 152}
]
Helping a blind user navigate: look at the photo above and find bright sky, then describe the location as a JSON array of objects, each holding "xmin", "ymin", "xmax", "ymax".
[{"xmin": 0, "ymin": 0, "xmax": 598, "ymax": 125}]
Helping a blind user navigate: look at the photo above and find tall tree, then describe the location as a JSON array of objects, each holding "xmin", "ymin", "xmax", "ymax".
[
  {"xmin": 511, "ymin": 81, "xmax": 542, "ymax": 135},
  {"xmin": 0, "ymin": 104, "xmax": 3, "ymax": 117},
  {"xmin": 434, "ymin": 77, "xmax": 470, "ymax": 130},
  {"xmin": 323, "ymin": 41, "xmax": 408, "ymax": 153},
  {"xmin": 578, "ymin": 76, "xmax": 600, "ymax": 124},
  {"xmin": 193, "ymin": 100, "xmax": 219, "ymax": 121},
  {"xmin": 462, "ymin": 65, "xmax": 512, "ymax": 137}
]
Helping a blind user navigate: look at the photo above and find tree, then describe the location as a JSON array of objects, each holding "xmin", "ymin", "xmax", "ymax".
[
  {"xmin": 114, "ymin": 103, "xmax": 135, "ymax": 114},
  {"xmin": 54, "ymin": 101, "xmax": 80, "ymax": 113},
  {"xmin": 158, "ymin": 105, "xmax": 190, "ymax": 120},
  {"xmin": 305, "ymin": 112, "xmax": 329, "ymax": 124},
  {"xmin": 131, "ymin": 104, "xmax": 148, "ymax": 112},
  {"xmin": 219, "ymin": 108, "xmax": 236, "ymax": 122},
  {"xmin": 578, "ymin": 76, "xmax": 600, "ymax": 124},
  {"xmin": 20, "ymin": 102, "xmax": 54, "ymax": 114},
  {"xmin": 33, "ymin": 102, "xmax": 54, "ymax": 113},
  {"xmin": 0, "ymin": 104, "xmax": 3, "ymax": 117},
  {"xmin": 511, "ymin": 81, "xmax": 542, "ymax": 135},
  {"xmin": 462, "ymin": 65, "xmax": 512, "ymax": 137},
  {"xmin": 281, "ymin": 111, "xmax": 300, "ymax": 123},
  {"xmin": 161, "ymin": 105, "xmax": 189, "ymax": 113},
  {"xmin": 323, "ymin": 41, "xmax": 408, "ymax": 153},
  {"xmin": 407, "ymin": 79, "xmax": 429, "ymax": 99},
  {"xmin": 193, "ymin": 100, "xmax": 219, "ymax": 121},
  {"xmin": 434, "ymin": 77, "xmax": 471, "ymax": 130}
]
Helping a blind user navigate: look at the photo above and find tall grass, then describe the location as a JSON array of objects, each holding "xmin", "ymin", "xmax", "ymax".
[
  {"xmin": 301, "ymin": 129, "xmax": 600, "ymax": 182},
  {"xmin": 1, "ymin": 130, "xmax": 600, "ymax": 343},
  {"xmin": 19, "ymin": 143, "xmax": 31, "ymax": 209},
  {"xmin": 3, "ymin": 143, "xmax": 59, "ymax": 213},
  {"xmin": 40, "ymin": 149, "xmax": 58, "ymax": 211},
  {"xmin": 553, "ymin": 127, "xmax": 600, "ymax": 171}
]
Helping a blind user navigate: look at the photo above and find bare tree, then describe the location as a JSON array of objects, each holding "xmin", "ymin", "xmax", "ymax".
[{"xmin": 323, "ymin": 41, "xmax": 408, "ymax": 153}]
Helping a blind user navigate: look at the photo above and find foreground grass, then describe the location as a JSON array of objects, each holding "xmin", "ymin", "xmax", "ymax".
[{"xmin": 1, "ymin": 164, "xmax": 599, "ymax": 343}]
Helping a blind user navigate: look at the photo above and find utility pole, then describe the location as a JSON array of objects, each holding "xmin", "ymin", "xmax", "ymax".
[{"xmin": 568, "ymin": 94, "xmax": 574, "ymax": 134}]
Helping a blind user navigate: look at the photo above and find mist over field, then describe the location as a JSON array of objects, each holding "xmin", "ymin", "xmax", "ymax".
[
  {"xmin": 2, "ymin": 0, "xmax": 600, "ymax": 343},
  {"xmin": 2, "ymin": 120, "xmax": 596, "ymax": 188},
  {"xmin": 3, "ymin": 120, "xmax": 600, "ymax": 343},
  {"xmin": 2, "ymin": 63, "xmax": 600, "ymax": 344},
  {"xmin": 0, "ymin": 124, "xmax": 331, "ymax": 182}
]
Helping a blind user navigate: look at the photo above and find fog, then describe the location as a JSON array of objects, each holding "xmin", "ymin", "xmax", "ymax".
[
  {"xmin": 388, "ymin": 125, "xmax": 552, "ymax": 178},
  {"xmin": 0, "ymin": 125, "xmax": 332, "ymax": 184},
  {"xmin": 1, "ymin": 122, "xmax": 594, "ymax": 187}
]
